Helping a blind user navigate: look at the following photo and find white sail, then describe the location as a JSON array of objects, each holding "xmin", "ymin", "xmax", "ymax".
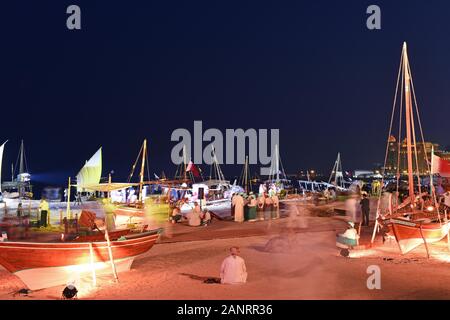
[
  {"xmin": 76, "ymin": 147, "xmax": 102, "ymax": 192},
  {"xmin": 268, "ymin": 144, "xmax": 287, "ymax": 183},
  {"xmin": 0, "ymin": 141, "xmax": 6, "ymax": 189}
]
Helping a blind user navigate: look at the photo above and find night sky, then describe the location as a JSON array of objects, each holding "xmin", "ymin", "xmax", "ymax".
[{"xmin": 2, "ymin": 1, "xmax": 450, "ymax": 186}]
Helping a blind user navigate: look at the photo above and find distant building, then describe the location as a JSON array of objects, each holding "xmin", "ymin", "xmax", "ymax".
[
  {"xmin": 353, "ymin": 170, "xmax": 374, "ymax": 178},
  {"xmin": 384, "ymin": 135, "xmax": 450, "ymax": 175}
]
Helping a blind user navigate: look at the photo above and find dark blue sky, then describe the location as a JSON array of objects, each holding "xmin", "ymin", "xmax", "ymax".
[{"xmin": 1, "ymin": 1, "xmax": 450, "ymax": 185}]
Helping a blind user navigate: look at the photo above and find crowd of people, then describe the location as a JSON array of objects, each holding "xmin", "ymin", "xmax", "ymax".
[
  {"xmin": 169, "ymin": 200, "xmax": 212, "ymax": 227},
  {"xmin": 168, "ymin": 184, "xmax": 281, "ymax": 226},
  {"xmin": 231, "ymin": 190, "xmax": 280, "ymax": 223}
]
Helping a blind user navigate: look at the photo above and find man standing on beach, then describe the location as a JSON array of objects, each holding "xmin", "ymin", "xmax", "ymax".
[
  {"xmin": 247, "ymin": 193, "xmax": 257, "ymax": 221},
  {"xmin": 234, "ymin": 194, "xmax": 245, "ymax": 222},
  {"xmin": 39, "ymin": 198, "xmax": 49, "ymax": 227},
  {"xmin": 360, "ymin": 193, "xmax": 370, "ymax": 226},
  {"xmin": 220, "ymin": 247, "xmax": 247, "ymax": 284},
  {"xmin": 231, "ymin": 193, "xmax": 236, "ymax": 217}
]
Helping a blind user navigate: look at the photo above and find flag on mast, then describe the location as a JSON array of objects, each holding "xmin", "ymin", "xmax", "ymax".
[
  {"xmin": 186, "ymin": 161, "xmax": 201, "ymax": 178},
  {"xmin": 431, "ymin": 151, "xmax": 450, "ymax": 177}
]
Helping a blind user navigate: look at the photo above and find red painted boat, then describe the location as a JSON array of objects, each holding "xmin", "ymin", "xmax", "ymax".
[
  {"xmin": 372, "ymin": 43, "xmax": 450, "ymax": 256},
  {"xmin": 387, "ymin": 218, "xmax": 450, "ymax": 254},
  {"xmin": 0, "ymin": 228, "xmax": 162, "ymax": 290},
  {"xmin": 115, "ymin": 206, "xmax": 145, "ymax": 217}
]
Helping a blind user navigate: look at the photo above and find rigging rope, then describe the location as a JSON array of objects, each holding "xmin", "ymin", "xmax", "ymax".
[
  {"xmin": 372, "ymin": 49, "xmax": 403, "ymax": 243},
  {"xmin": 127, "ymin": 143, "xmax": 144, "ymax": 183},
  {"xmin": 396, "ymin": 57, "xmax": 404, "ymax": 196},
  {"xmin": 408, "ymin": 59, "xmax": 441, "ymax": 221}
]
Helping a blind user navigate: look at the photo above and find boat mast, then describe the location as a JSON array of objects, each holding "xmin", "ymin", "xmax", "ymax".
[
  {"xmin": 239, "ymin": 156, "xmax": 251, "ymax": 193},
  {"xmin": 328, "ymin": 152, "xmax": 342, "ymax": 187},
  {"xmin": 183, "ymin": 144, "xmax": 187, "ymax": 181},
  {"xmin": 66, "ymin": 177, "xmax": 71, "ymax": 219},
  {"xmin": 244, "ymin": 156, "xmax": 249, "ymax": 193},
  {"xmin": 275, "ymin": 144, "xmax": 280, "ymax": 183},
  {"xmin": 138, "ymin": 139, "xmax": 147, "ymax": 202},
  {"xmin": 403, "ymin": 42, "xmax": 416, "ymax": 204},
  {"xmin": 211, "ymin": 145, "xmax": 225, "ymax": 183},
  {"xmin": 19, "ymin": 140, "xmax": 25, "ymax": 175}
]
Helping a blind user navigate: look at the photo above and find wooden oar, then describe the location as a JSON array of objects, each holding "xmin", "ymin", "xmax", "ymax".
[{"xmin": 104, "ymin": 229, "xmax": 119, "ymax": 282}]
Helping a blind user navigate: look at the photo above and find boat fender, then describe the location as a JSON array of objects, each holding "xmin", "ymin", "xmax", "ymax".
[{"xmin": 117, "ymin": 236, "xmax": 127, "ymax": 241}]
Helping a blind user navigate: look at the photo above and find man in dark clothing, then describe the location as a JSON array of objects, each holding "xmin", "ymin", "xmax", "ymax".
[{"xmin": 360, "ymin": 193, "xmax": 370, "ymax": 226}]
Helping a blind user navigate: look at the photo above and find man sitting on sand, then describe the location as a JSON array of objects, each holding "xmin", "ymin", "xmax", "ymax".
[
  {"xmin": 186, "ymin": 202, "xmax": 202, "ymax": 226},
  {"xmin": 171, "ymin": 204, "xmax": 183, "ymax": 224},
  {"xmin": 220, "ymin": 247, "xmax": 247, "ymax": 284},
  {"xmin": 201, "ymin": 208, "xmax": 212, "ymax": 226}
]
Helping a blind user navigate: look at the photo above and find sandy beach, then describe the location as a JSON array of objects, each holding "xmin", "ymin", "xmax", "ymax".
[{"xmin": 2, "ymin": 202, "xmax": 450, "ymax": 300}]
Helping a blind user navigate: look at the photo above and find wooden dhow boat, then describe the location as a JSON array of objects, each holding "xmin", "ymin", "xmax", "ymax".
[
  {"xmin": 0, "ymin": 228, "xmax": 162, "ymax": 290},
  {"xmin": 371, "ymin": 42, "xmax": 450, "ymax": 256},
  {"xmin": 386, "ymin": 217, "xmax": 449, "ymax": 254}
]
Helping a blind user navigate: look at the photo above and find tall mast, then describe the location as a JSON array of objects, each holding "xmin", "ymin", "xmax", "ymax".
[
  {"xmin": 275, "ymin": 144, "xmax": 280, "ymax": 183},
  {"xmin": 243, "ymin": 156, "xmax": 250, "ymax": 193},
  {"xmin": 19, "ymin": 140, "xmax": 25, "ymax": 174},
  {"xmin": 328, "ymin": 152, "xmax": 341, "ymax": 186},
  {"xmin": 335, "ymin": 153, "xmax": 340, "ymax": 186},
  {"xmin": 138, "ymin": 139, "xmax": 147, "ymax": 202},
  {"xmin": 211, "ymin": 145, "xmax": 224, "ymax": 182},
  {"xmin": 403, "ymin": 42, "xmax": 415, "ymax": 204},
  {"xmin": 183, "ymin": 144, "xmax": 187, "ymax": 181}
]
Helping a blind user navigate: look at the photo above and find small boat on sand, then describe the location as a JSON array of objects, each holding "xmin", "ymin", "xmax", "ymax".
[
  {"xmin": 0, "ymin": 228, "xmax": 162, "ymax": 290},
  {"xmin": 387, "ymin": 218, "xmax": 450, "ymax": 254}
]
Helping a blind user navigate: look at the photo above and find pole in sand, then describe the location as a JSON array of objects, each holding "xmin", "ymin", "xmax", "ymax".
[
  {"xmin": 88, "ymin": 242, "xmax": 97, "ymax": 286},
  {"xmin": 104, "ymin": 228, "xmax": 119, "ymax": 282}
]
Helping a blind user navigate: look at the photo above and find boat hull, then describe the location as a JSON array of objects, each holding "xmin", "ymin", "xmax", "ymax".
[
  {"xmin": 114, "ymin": 199, "xmax": 232, "ymax": 219},
  {"xmin": 15, "ymin": 256, "xmax": 135, "ymax": 290},
  {"xmin": 180, "ymin": 199, "xmax": 231, "ymax": 216},
  {"xmin": 388, "ymin": 219, "xmax": 450, "ymax": 254},
  {"xmin": 0, "ymin": 229, "xmax": 161, "ymax": 290}
]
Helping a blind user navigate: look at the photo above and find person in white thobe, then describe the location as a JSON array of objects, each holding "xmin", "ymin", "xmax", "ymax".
[
  {"xmin": 220, "ymin": 247, "xmax": 247, "ymax": 284},
  {"xmin": 341, "ymin": 222, "xmax": 359, "ymax": 240},
  {"xmin": 345, "ymin": 196, "xmax": 357, "ymax": 222},
  {"xmin": 258, "ymin": 184, "xmax": 266, "ymax": 196},
  {"xmin": 186, "ymin": 202, "xmax": 202, "ymax": 226},
  {"xmin": 234, "ymin": 194, "xmax": 245, "ymax": 222}
]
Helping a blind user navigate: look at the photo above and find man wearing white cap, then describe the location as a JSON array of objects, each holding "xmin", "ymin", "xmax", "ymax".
[
  {"xmin": 220, "ymin": 247, "xmax": 247, "ymax": 284},
  {"xmin": 336, "ymin": 221, "xmax": 359, "ymax": 248}
]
